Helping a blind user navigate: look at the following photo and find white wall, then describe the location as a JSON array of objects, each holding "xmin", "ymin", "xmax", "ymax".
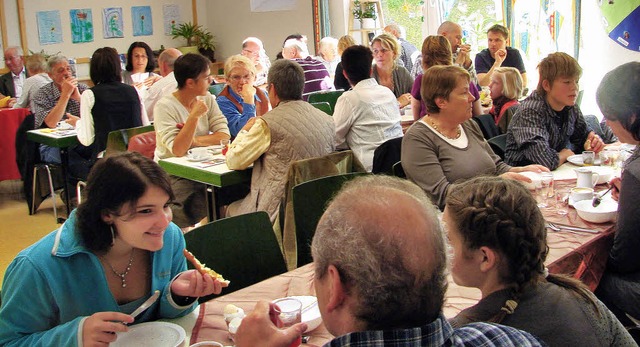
[
  {"xmin": 578, "ymin": 0, "xmax": 640, "ymax": 118},
  {"xmin": 202, "ymin": 0, "xmax": 314, "ymax": 63}
]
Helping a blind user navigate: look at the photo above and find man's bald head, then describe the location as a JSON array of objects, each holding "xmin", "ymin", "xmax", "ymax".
[
  {"xmin": 158, "ymin": 48, "xmax": 182, "ymax": 76},
  {"xmin": 312, "ymin": 175, "xmax": 447, "ymax": 331}
]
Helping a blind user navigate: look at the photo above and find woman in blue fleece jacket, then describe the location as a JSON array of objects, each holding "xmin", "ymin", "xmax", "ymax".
[{"xmin": 0, "ymin": 152, "xmax": 225, "ymax": 346}]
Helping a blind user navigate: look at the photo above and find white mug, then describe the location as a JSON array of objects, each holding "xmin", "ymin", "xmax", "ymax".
[
  {"xmin": 187, "ymin": 147, "xmax": 209, "ymax": 160},
  {"xmin": 574, "ymin": 168, "xmax": 600, "ymax": 188},
  {"xmin": 570, "ymin": 187, "xmax": 594, "ymax": 202}
]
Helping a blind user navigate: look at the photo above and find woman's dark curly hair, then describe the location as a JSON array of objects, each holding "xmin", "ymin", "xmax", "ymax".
[
  {"xmin": 75, "ymin": 152, "xmax": 174, "ymax": 252},
  {"xmin": 125, "ymin": 41, "xmax": 156, "ymax": 72},
  {"xmin": 446, "ymin": 176, "xmax": 599, "ymax": 323}
]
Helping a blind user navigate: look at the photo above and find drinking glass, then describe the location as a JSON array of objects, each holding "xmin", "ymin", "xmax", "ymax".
[
  {"xmin": 537, "ymin": 172, "xmax": 554, "ymax": 208},
  {"xmin": 272, "ymin": 298, "xmax": 302, "ymax": 347},
  {"xmin": 583, "ymin": 151, "xmax": 595, "ymax": 166},
  {"xmin": 220, "ymin": 139, "xmax": 230, "ymax": 155},
  {"xmin": 554, "ymin": 188, "xmax": 570, "ymax": 216}
]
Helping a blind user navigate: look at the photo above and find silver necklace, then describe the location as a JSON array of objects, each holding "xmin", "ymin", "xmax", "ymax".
[{"xmin": 103, "ymin": 249, "xmax": 135, "ymax": 288}]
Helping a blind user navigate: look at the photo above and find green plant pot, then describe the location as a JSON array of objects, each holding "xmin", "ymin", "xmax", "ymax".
[{"xmin": 177, "ymin": 46, "xmax": 199, "ymax": 55}]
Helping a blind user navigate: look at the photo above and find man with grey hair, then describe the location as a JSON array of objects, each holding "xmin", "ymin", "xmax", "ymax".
[
  {"xmin": 1, "ymin": 46, "xmax": 29, "ymax": 100},
  {"xmin": 145, "ymin": 47, "xmax": 182, "ymax": 120},
  {"xmin": 281, "ymin": 38, "xmax": 333, "ymax": 101},
  {"xmin": 225, "ymin": 59, "xmax": 335, "ymax": 221},
  {"xmin": 235, "ymin": 175, "xmax": 545, "ymax": 347},
  {"xmin": 241, "ymin": 37, "xmax": 271, "ymax": 87},
  {"xmin": 384, "ymin": 23, "xmax": 417, "ymax": 69}
]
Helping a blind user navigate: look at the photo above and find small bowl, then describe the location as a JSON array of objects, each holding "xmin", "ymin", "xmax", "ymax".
[
  {"xmin": 518, "ymin": 171, "xmax": 541, "ymax": 190},
  {"xmin": 573, "ymin": 199, "xmax": 618, "ymax": 223},
  {"xmin": 589, "ymin": 166, "xmax": 614, "ymax": 185},
  {"xmin": 189, "ymin": 341, "xmax": 223, "ymax": 347}
]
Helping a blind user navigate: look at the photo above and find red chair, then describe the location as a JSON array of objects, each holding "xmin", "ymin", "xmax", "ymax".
[{"xmin": 127, "ymin": 131, "xmax": 156, "ymax": 159}]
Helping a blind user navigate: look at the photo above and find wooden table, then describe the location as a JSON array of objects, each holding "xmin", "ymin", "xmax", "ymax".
[
  {"xmin": 158, "ymin": 155, "xmax": 252, "ymax": 220},
  {"xmin": 26, "ymin": 128, "xmax": 79, "ymax": 220},
  {"xmin": 0, "ymin": 108, "xmax": 30, "ymax": 181}
]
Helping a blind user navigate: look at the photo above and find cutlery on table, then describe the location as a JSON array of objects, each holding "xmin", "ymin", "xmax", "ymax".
[
  {"xmin": 592, "ymin": 186, "xmax": 614, "ymax": 207},
  {"xmin": 129, "ymin": 290, "xmax": 160, "ymax": 322},
  {"xmin": 546, "ymin": 222, "xmax": 598, "ymax": 234}
]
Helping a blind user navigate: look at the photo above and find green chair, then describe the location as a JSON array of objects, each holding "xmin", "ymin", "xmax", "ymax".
[
  {"xmin": 307, "ymin": 90, "xmax": 345, "ymax": 114},
  {"xmin": 184, "ymin": 211, "xmax": 287, "ymax": 302},
  {"xmin": 105, "ymin": 125, "xmax": 154, "ymax": 157},
  {"xmin": 209, "ymin": 83, "xmax": 226, "ymax": 97},
  {"xmin": 392, "ymin": 161, "xmax": 406, "ymax": 178},
  {"xmin": 292, "ymin": 172, "xmax": 369, "ymax": 266},
  {"xmin": 310, "ymin": 101, "xmax": 332, "ymax": 115}
]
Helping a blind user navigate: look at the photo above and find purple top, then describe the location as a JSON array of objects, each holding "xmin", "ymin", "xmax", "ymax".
[
  {"xmin": 294, "ymin": 56, "xmax": 333, "ymax": 101},
  {"xmin": 411, "ymin": 74, "xmax": 480, "ymax": 118}
]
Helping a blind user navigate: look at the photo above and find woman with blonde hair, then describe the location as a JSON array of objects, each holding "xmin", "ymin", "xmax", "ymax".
[
  {"xmin": 445, "ymin": 176, "xmax": 633, "ymax": 345},
  {"xmin": 217, "ymin": 54, "xmax": 270, "ymax": 137},
  {"xmin": 489, "ymin": 67, "xmax": 523, "ymax": 133},
  {"xmin": 371, "ymin": 33, "xmax": 414, "ymax": 108},
  {"xmin": 410, "ymin": 36, "xmax": 481, "ymax": 120},
  {"xmin": 334, "ymin": 35, "xmax": 357, "ymax": 91}
]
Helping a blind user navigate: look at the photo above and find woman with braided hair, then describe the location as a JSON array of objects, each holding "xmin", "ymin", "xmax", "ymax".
[{"xmin": 444, "ymin": 176, "xmax": 634, "ymax": 346}]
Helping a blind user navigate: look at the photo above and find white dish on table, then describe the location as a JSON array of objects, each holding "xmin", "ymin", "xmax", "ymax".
[
  {"xmin": 113, "ymin": 321, "xmax": 185, "ymax": 347},
  {"xmin": 186, "ymin": 156, "xmax": 211, "ymax": 162},
  {"xmin": 567, "ymin": 154, "xmax": 601, "ymax": 166},
  {"xmin": 573, "ymin": 198, "xmax": 618, "ymax": 224},
  {"xmin": 588, "ymin": 166, "xmax": 614, "ymax": 185},
  {"xmin": 273, "ymin": 295, "xmax": 322, "ymax": 333}
]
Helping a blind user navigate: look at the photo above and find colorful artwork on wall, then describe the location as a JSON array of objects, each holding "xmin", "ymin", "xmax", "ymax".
[
  {"xmin": 36, "ymin": 10, "xmax": 63, "ymax": 45},
  {"xmin": 103, "ymin": 7, "xmax": 124, "ymax": 39},
  {"xmin": 132, "ymin": 6, "xmax": 153, "ymax": 36},
  {"xmin": 70, "ymin": 9, "xmax": 94, "ymax": 44},
  {"xmin": 163, "ymin": 4, "xmax": 181, "ymax": 36}
]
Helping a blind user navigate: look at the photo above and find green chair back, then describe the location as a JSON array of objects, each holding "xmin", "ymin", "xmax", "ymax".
[
  {"xmin": 487, "ymin": 134, "xmax": 508, "ymax": 160},
  {"xmin": 310, "ymin": 102, "xmax": 332, "ymax": 115},
  {"xmin": 292, "ymin": 172, "xmax": 369, "ymax": 266},
  {"xmin": 183, "ymin": 211, "xmax": 287, "ymax": 302},
  {"xmin": 307, "ymin": 90, "xmax": 345, "ymax": 114},
  {"xmin": 105, "ymin": 125, "xmax": 154, "ymax": 157},
  {"xmin": 209, "ymin": 83, "xmax": 226, "ymax": 97}
]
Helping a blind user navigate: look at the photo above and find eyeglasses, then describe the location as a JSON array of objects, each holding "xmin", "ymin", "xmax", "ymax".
[
  {"xmin": 372, "ymin": 48, "xmax": 391, "ymax": 55},
  {"xmin": 242, "ymin": 49, "xmax": 259, "ymax": 57},
  {"xmin": 229, "ymin": 74, "xmax": 252, "ymax": 82}
]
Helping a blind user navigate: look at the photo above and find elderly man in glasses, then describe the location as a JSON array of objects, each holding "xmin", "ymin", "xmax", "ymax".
[
  {"xmin": 1, "ymin": 46, "xmax": 29, "ymax": 105},
  {"xmin": 241, "ymin": 37, "xmax": 271, "ymax": 88}
]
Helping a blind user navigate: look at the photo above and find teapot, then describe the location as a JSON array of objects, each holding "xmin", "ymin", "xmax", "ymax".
[{"xmin": 574, "ymin": 168, "xmax": 600, "ymax": 188}]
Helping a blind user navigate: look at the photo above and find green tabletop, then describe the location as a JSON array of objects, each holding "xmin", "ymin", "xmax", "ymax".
[
  {"xmin": 27, "ymin": 129, "xmax": 79, "ymax": 148},
  {"xmin": 158, "ymin": 157, "xmax": 252, "ymax": 187}
]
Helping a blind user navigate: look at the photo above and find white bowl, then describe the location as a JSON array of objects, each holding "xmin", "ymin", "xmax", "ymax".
[
  {"xmin": 589, "ymin": 166, "xmax": 614, "ymax": 185},
  {"xmin": 518, "ymin": 171, "xmax": 541, "ymax": 190},
  {"xmin": 573, "ymin": 199, "xmax": 618, "ymax": 223}
]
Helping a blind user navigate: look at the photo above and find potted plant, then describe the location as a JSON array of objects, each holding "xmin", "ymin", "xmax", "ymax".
[
  {"xmin": 361, "ymin": 2, "xmax": 377, "ymax": 29},
  {"xmin": 352, "ymin": 0, "xmax": 362, "ymax": 30},
  {"xmin": 171, "ymin": 22, "xmax": 202, "ymax": 54},
  {"xmin": 197, "ymin": 29, "xmax": 216, "ymax": 62}
]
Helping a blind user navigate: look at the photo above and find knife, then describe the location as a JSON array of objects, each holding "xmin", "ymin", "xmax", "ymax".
[
  {"xmin": 130, "ymin": 290, "xmax": 160, "ymax": 320},
  {"xmin": 552, "ymin": 223, "xmax": 600, "ymax": 234}
]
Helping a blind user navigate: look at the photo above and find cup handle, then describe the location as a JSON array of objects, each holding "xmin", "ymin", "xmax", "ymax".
[{"xmin": 592, "ymin": 173, "xmax": 600, "ymax": 186}]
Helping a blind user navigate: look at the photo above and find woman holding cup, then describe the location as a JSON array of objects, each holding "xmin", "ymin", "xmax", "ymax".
[{"xmin": 594, "ymin": 62, "xmax": 640, "ymax": 329}]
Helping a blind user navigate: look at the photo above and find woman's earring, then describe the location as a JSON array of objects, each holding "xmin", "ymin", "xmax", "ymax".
[{"xmin": 110, "ymin": 225, "xmax": 116, "ymax": 246}]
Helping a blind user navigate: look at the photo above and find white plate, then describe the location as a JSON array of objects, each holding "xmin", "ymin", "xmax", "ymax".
[
  {"xmin": 567, "ymin": 154, "xmax": 601, "ymax": 166},
  {"xmin": 273, "ymin": 296, "xmax": 322, "ymax": 333},
  {"xmin": 113, "ymin": 321, "xmax": 185, "ymax": 347},
  {"xmin": 186, "ymin": 156, "xmax": 211, "ymax": 162}
]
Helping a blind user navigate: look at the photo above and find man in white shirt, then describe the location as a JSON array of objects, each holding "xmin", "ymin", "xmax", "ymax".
[
  {"xmin": 1, "ymin": 46, "xmax": 28, "ymax": 103},
  {"xmin": 333, "ymin": 45, "xmax": 403, "ymax": 171},
  {"xmin": 144, "ymin": 48, "xmax": 182, "ymax": 121},
  {"xmin": 241, "ymin": 37, "xmax": 270, "ymax": 87}
]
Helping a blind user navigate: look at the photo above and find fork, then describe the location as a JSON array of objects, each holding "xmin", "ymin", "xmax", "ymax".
[{"xmin": 546, "ymin": 222, "xmax": 598, "ymax": 234}]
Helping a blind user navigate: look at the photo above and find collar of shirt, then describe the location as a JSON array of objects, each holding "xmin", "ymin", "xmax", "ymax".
[{"xmin": 12, "ymin": 68, "xmax": 25, "ymax": 79}]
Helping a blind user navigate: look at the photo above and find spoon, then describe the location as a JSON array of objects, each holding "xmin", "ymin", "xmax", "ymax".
[{"xmin": 592, "ymin": 186, "xmax": 614, "ymax": 207}]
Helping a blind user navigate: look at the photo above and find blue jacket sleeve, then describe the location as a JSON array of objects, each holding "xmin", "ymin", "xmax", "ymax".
[
  {"xmin": 217, "ymin": 95, "xmax": 256, "ymax": 137},
  {"xmin": 0, "ymin": 257, "xmax": 84, "ymax": 347}
]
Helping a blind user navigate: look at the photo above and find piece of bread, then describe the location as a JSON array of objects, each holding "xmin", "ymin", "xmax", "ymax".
[{"xmin": 183, "ymin": 249, "xmax": 230, "ymax": 286}]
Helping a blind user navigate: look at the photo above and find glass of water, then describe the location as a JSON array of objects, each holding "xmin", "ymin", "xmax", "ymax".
[{"xmin": 536, "ymin": 172, "xmax": 554, "ymax": 208}]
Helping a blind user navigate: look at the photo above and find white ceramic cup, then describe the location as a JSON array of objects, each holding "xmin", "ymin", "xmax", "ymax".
[
  {"xmin": 575, "ymin": 168, "xmax": 600, "ymax": 188},
  {"xmin": 187, "ymin": 147, "xmax": 209, "ymax": 160},
  {"xmin": 570, "ymin": 187, "xmax": 594, "ymax": 202},
  {"xmin": 189, "ymin": 342, "xmax": 224, "ymax": 347}
]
